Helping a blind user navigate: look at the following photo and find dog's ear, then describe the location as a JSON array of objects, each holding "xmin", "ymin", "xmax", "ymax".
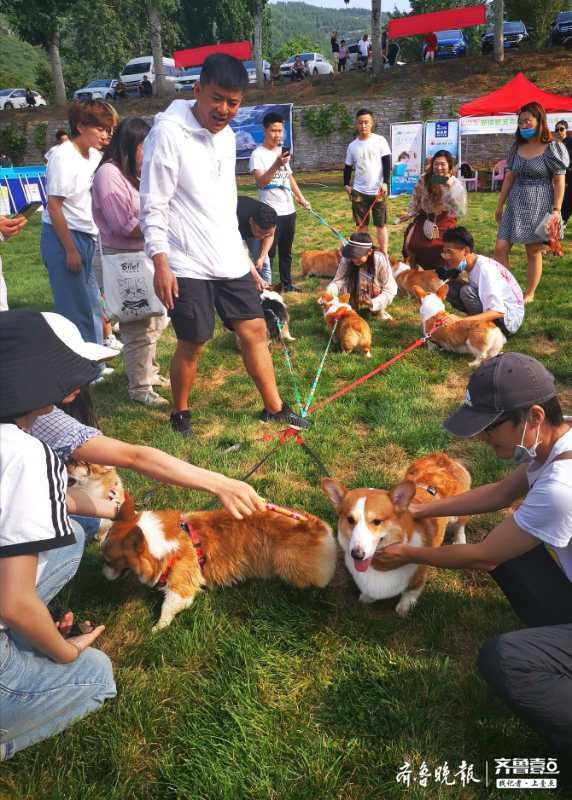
[
  {"xmin": 321, "ymin": 478, "xmax": 348, "ymax": 508},
  {"xmin": 437, "ymin": 282, "xmax": 449, "ymax": 299},
  {"xmin": 125, "ymin": 527, "xmax": 145, "ymax": 555},
  {"xmin": 390, "ymin": 481, "xmax": 416, "ymax": 511},
  {"xmin": 118, "ymin": 493, "xmax": 136, "ymax": 521},
  {"xmin": 412, "ymin": 286, "xmax": 426, "ymax": 300}
]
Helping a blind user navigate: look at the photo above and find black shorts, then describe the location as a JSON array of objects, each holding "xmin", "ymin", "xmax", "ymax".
[{"xmin": 169, "ymin": 273, "xmax": 264, "ymax": 343}]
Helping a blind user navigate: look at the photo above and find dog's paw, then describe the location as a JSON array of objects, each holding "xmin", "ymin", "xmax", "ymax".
[
  {"xmin": 395, "ymin": 594, "xmax": 417, "ymax": 617},
  {"xmin": 358, "ymin": 592, "xmax": 376, "ymax": 604},
  {"xmin": 151, "ymin": 620, "xmax": 171, "ymax": 633},
  {"xmin": 364, "ymin": 351, "xmax": 372, "ymax": 358}
]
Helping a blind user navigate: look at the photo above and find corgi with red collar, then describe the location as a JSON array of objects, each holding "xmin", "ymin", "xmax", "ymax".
[
  {"xmin": 390, "ymin": 258, "xmax": 444, "ymax": 298},
  {"xmin": 322, "ymin": 453, "xmax": 470, "ymax": 616},
  {"xmin": 414, "ymin": 284, "xmax": 506, "ymax": 368},
  {"xmin": 101, "ymin": 495, "xmax": 336, "ymax": 630},
  {"xmin": 318, "ymin": 291, "xmax": 372, "ymax": 357}
]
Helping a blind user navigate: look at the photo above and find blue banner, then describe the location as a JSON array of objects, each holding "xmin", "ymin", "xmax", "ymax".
[
  {"xmin": 424, "ymin": 119, "xmax": 460, "ymax": 162},
  {"xmin": 0, "ymin": 166, "xmax": 47, "ymax": 214},
  {"xmin": 229, "ymin": 103, "xmax": 293, "ymax": 161}
]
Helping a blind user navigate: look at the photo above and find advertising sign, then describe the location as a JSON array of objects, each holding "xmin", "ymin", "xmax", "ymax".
[
  {"xmin": 424, "ymin": 119, "xmax": 460, "ymax": 162},
  {"xmin": 230, "ymin": 103, "xmax": 293, "ymax": 161},
  {"xmin": 390, "ymin": 122, "xmax": 423, "ymax": 196},
  {"xmin": 460, "ymin": 113, "xmax": 572, "ymax": 136}
]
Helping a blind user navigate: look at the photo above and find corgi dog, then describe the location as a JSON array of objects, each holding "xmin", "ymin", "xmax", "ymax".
[
  {"xmin": 67, "ymin": 460, "xmax": 125, "ymax": 541},
  {"xmin": 414, "ymin": 284, "xmax": 506, "ymax": 368},
  {"xmin": 318, "ymin": 291, "xmax": 372, "ymax": 357},
  {"xmin": 260, "ymin": 285, "xmax": 295, "ymax": 344},
  {"xmin": 101, "ymin": 495, "xmax": 337, "ymax": 630},
  {"xmin": 300, "ymin": 249, "xmax": 340, "ymax": 278},
  {"xmin": 390, "ymin": 258, "xmax": 444, "ymax": 298},
  {"xmin": 322, "ymin": 453, "xmax": 471, "ymax": 616}
]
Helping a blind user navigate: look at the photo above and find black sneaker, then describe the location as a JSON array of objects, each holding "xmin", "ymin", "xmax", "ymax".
[
  {"xmin": 170, "ymin": 410, "xmax": 193, "ymax": 437},
  {"xmin": 259, "ymin": 403, "xmax": 311, "ymax": 429},
  {"xmin": 285, "ymin": 285, "xmax": 303, "ymax": 293}
]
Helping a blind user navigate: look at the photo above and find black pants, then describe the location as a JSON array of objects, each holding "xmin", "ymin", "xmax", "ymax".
[
  {"xmin": 562, "ymin": 176, "xmax": 571, "ymax": 224},
  {"xmin": 477, "ymin": 547, "xmax": 572, "ymax": 754},
  {"xmin": 269, "ymin": 212, "xmax": 296, "ymax": 289}
]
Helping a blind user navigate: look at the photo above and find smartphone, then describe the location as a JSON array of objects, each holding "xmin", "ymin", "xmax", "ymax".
[
  {"xmin": 15, "ymin": 201, "xmax": 42, "ymax": 218},
  {"xmin": 281, "ymin": 146, "xmax": 290, "ymax": 157},
  {"xmin": 430, "ymin": 174, "xmax": 448, "ymax": 185}
]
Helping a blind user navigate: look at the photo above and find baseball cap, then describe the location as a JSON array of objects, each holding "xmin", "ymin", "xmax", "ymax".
[
  {"xmin": 42, "ymin": 312, "xmax": 120, "ymax": 362},
  {"xmin": 341, "ymin": 233, "xmax": 374, "ymax": 260},
  {"xmin": 444, "ymin": 353, "xmax": 556, "ymax": 438}
]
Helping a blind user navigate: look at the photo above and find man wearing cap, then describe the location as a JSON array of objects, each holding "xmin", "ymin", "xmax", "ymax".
[{"xmin": 378, "ymin": 353, "xmax": 572, "ymax": 756}]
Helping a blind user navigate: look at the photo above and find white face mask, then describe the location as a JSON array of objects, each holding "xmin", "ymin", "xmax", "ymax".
[{"xmin": 512, "ymin": 419, "xmax": 541, "ymax": 464}]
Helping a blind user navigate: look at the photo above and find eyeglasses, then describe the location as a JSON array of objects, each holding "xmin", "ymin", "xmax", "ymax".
[
  {"xmin": 483, "ymin": 415, "xmax": 509, "ymax": 433},
  {"xmin": 556, "ymin": 127, "xmax": 567, "ymax": 132}
]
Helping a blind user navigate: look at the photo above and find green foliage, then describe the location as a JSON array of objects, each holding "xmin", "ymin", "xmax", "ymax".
[
  {"xmin": 0, "ymin": 30, "xmax": 48, "ymax": 88},
  {"xmin": 0, "ymin": 122, "xmax": 27, "ymax": 164},
  {"xmin": 272, "ymin": 35, "xmax": 322, "ymax": 64},
  {"xmin": 449, "ymin": 98, "xmax": 459, "ymax": 118},
  {"xmin": 399, "ymin": 97, "xmax": 415, "ymax": 122},
  {"xmin": 504, "ymin": 0, "xmax": 568, "ymax": 47},
  {"xmin": 420, "ymin": 96, "xmax": 435, "ymax": 120},
  {"xmin": 302, "ymin": 102, "xmax": 353, "ymax": 139},
  {"xmin": 32, "ymin": 122, "xmax": 48, "ymax": 150},
  {"xmin": 270, "ymin": 1, "xmax": 373, "ymax": 56}
]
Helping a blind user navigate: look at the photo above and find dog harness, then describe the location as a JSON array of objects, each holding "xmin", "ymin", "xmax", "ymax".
[{"xmin": 156, "ymin": 519, "xmax": 206, "ymax": 587}]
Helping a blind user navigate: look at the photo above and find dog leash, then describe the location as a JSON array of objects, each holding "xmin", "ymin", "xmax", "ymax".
[
  {"xmin": 355, "ymin": 189, "xmax": 387, "ymax": 231},
  {"xmin": 305, "ymin": 206, "xmax": 348, "ymax": 245},
  {"xmin": 300, "ymin": 320, "xmax": 338, "ymax": 418},
  {"xmin": 267, "ymin": 308, "xmax": 304, "ymax": 414}
]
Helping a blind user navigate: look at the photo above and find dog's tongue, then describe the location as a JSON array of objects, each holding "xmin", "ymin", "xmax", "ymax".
[{"xmin": 354, "ymin": 557, "xmax": 372, "ymax": 573}]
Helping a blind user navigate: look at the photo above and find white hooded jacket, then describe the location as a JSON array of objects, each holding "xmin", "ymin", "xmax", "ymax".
[{"xmin": 140, "ymin": 99, "xmax": 249, "ymax": 280}]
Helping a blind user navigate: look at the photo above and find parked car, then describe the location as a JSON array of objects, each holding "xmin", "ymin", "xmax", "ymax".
[
  {"xmin": 242, "ymin": 59, "xmax": 271, "ymax": 84},
  {"xmin": 549, "ymin": 11, "xmax": 572, "ymax": 46},
  {"xmin": 119, "ymin": 56, "xmax": 179, "ymax": 93},
  {"xmin": 0, "ymin": 88, "xmax": 47, "ymax": 111},
  {"xmin": 279, "ymin": 52, "xmax": 333, "ymax": 78},
  {"xmin": 481, "ymin": 21, "xmax": 529, "ymax": 53},
  {"xmin": 422, "ymin": 30, "xmax": 468, "ymax": 59},
  {"xmin": 175, "ymin": 67, "xmax": 202, "ymax": 93},
  {"xmin": 73, "ymin": 79, "xmax": 117, "ymax": 101}
]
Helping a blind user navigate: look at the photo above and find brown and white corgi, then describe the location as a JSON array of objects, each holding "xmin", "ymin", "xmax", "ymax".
[
  {"xmin": 414, "ymin": 284, "xmax": 506, "ymax": 368},
  {"xmin": 101, "ymin": 495, "xmax": 337, "ymax": 630},
  {"xmin": 390, "ymin": 258, "xmax": 444, "ymax": 298},
  {"xmin": 322, "ymin": 453, "xmax": 471, "ymax": 616},
  {"xmin": 318, "ymin": 291, "xmax": 372, "ymax": 357},
  {"xmin": 67, "ymin": 460, "xmax": 125, "ymax": 540},
  {"xmin": 300, "ymin": 249, "xmax": 340, "ymax": 278}
]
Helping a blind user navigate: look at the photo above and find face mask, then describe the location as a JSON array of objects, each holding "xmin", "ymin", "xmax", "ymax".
[
  {"xmin": 519, "ymin": 127, "xmax": 537, "ymax": 140},
  {"xmin": 457, "ymin": 258, "xmax": 468, "ymax": 272},
  {"xmin": 512, "ymin": 419, "xmax": 541, "ymax": 464}
]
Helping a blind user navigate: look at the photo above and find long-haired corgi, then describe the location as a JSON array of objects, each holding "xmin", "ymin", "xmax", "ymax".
[
  {"xmin": 260, "ymin": 285, "xmax": 295, "ymax": 344},
  {"xmin": 300, "ymin": 249, "xmax": 340, "ymax": 278},
  {"xmin": 101, "ymin": 495, "xmax": 337, "ymax": 630},
  {"xmin": 318, "ymin": 291, "xmax": 372, "ymax": 357},
  {"xmin": 67, "ymin": 460, "xmax": 125, "ymax": 540},
  {"xmin": 322, "ymin": 453, "xmax": 471, "ymax": 616},
  {"xmin": 414, "ymin": 284, "xmax": 506, "ymax": 368},
  {"xmin": 390, "ymin": 258, "xmax": 444, "ymax": 298}
]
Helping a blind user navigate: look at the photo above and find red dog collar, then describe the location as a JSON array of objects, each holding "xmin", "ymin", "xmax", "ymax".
[{"xmin": 156, "ymin": 519, "xmax": 206, "ymax": 587}]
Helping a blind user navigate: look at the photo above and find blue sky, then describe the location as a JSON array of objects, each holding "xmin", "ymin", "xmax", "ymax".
[{"xmin": 268, "ymin": 0, "xmax": 412, "ymax": 13}]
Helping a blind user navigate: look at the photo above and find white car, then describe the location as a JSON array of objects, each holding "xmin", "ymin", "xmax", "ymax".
[
  {"xmin": 175, "ymin": 67, "xmax": 202, "ymax": 93},
  {"xmin": 0, "ymin": 88, "xmax": 47, "ymax": 111},
  {"xmin": 73, "ymin": 79, "xmax": 117, "ymax": 101},
  {"xmin": 242, "ymin": 59, "xmax": 271, "ymax": 84},
  {"xmin": 280, "ymin": 52, "xmax": 333, "ymax": 78}
]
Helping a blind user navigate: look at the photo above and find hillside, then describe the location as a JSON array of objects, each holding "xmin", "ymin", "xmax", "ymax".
[{"xmin": 0, "ymin": 16, "xmax": 47, "ymax": 90}]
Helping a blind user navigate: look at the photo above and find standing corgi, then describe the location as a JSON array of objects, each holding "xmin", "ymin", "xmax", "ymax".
[
  {"xmin": 415, "ymin": 284, "xmax": 506, "ymax": 368},
  {"xmin": 318, "ymin": 292, "xmax": 372, "ymax": 357},
  {"xmin": 300, "ymin": 249, "xmax": 340, "ymax": 278},
  {"xmin": 322, "ymin": 453, "xmax": 471, "ymax": 616},
  {"xmin": 390, "ymin": 258, "xmax": 444, "ymax": 298}
]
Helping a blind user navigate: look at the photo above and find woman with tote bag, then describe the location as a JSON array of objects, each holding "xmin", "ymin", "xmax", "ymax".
[{"xmin": 92, "ymin": 117, "xmax": 169, "ymax": 407}]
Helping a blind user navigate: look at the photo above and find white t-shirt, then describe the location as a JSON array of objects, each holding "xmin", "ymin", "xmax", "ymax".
[
  {"xmin": 514, "ymin": 424, "xmax": 572, "ymax": 582},
  {"xmin": 468, "ymin": 255, "xmax": 524, "ymax": 334},
  {"xmin": 345, "ymin": 134, "xmax": 391, "ymax": 195},
  {"xmin": 0, "ymin": 424, "xmax": 75, "ymax": 630},
  {"xmin": 358, "ymin": 39, "xmax": 370, "ymax": 57},
  {"xmin": 42, "ymin": 139, "xmax": 101, "ymax": 235},
  {"xmin": 249, "ymin": 145, "xmax": 295, "ymax": 217}
]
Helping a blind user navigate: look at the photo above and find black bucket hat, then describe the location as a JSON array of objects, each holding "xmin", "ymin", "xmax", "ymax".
[{"xmin": 0, "ymin": 310, "xmax": 103, "ymax": 419}]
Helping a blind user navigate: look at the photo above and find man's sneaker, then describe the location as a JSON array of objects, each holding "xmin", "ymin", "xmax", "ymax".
[
  {"xmin": 284, "ymin": 285, "xmax": 303, "ymax": 293},
  {"xmin": 103, "ymin": 334, "xmax": 123, "ymax": 351},
  {"xmin": 170, "ymin": 410, "xmax": 193, "ymax": 437},
  {"xmin": 130, "ymin": 390, "xmax": 169, "ymax": 408},
  {"xmin": 259, "ymin": 403, "xmax": 311, "ymax": 429}
]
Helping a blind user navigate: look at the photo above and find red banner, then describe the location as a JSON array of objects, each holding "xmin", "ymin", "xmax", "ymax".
[
  {"xmin": 174, "ymin": 41, "xmax": 252, "ymax": 69},
  {"xmin": 387, "ymin": 6, "xmax": 486, "ymax": 39}
]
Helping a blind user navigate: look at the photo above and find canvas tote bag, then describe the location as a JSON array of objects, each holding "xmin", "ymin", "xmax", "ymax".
[{"xmin": 100, "ymin": 245, "xmax": 165, "ymax": 323}]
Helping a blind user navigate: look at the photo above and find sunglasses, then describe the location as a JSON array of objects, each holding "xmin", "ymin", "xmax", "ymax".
[{"xmin": 556, "ymin": 127, "xmax": 567, "ymax": 132}]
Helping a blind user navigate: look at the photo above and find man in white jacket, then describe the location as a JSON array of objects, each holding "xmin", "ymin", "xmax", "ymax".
[{"xmin": 140, "ymin": 55, "xmax": 309, "ymax": 436}]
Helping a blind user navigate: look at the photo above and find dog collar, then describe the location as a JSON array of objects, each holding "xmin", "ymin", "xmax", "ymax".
[
  {"xmin": 156, "ymin": 519, "xmax": 206, "ymax": 587},
  {"xmin": 417, "ymin": 484, "xmax": 438, "ymax": 497}
]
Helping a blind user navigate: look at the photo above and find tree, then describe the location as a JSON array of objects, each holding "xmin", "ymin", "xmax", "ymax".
[
  {"xmin": 493, "ymin": 0, "xmax": 504, "ymax": 63},
  {"xmin": 0, "ymin": 0, "xmax": 76, "ymax": 106},
  {"xmin": 371, "ymin": 0, "xmax": 383, "ymax": 78},
  {"xmin": 147, "ymin": 0, "xmax": 180, "ymax": 98},
  {"xmin": 246, "ymin": 0, "xmax": 268, "ymax": 88},
  {"xmin": 504, "ymin": 0, "xmax": 567, "ymax": 48},
  {"xmin": 272, "ymin": 35, "xmax": 321, "ymax": 64}
]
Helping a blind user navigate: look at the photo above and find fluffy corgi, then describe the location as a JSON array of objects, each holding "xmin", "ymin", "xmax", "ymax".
[
  {"xmin": 260, "ymin": 286, "xmax": 295, "ymax": 344},
  {"xmin": 300, "ymin": 249, "xmax": 340, "ymax": 278},
  {"xmin": 322, "ymin": 453, "xmax": 471, "ymax": 616},
  {"xmin": 390, "ymin": 258, "xmax": 444, "ymax": 298},
  {"xmin": 414, "ymin": 284, "xmax": 506, "ymax": 368},
  {"xmin": 318, "ymin": 291, "xmax": 372, "ymax": 357},
  {"xmin": 101, "ymin": 495, "xmax": 337, "ymax": 630},
  {"xmin": 67, "ymin": 460, "xmax": 125, "ymax": 540}
]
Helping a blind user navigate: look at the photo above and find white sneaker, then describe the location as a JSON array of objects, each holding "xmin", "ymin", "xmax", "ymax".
[
  {"xmin": 130, "ymin": 390, "xmax": 169, "ymax": 408},
  {"xmin": 103, "ymin": 334, "xmax": 123, "ymax": 351}
]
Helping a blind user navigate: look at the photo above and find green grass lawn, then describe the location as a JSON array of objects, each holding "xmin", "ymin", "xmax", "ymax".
[{"xmin": 1, "ymin": 181, "xmax": 571, "ymax": 800}]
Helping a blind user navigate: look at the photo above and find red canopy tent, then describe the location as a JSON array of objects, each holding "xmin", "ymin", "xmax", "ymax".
[
  {"xmin": 459, "ymin": 72, "xmax": 572, "ymax": 116},
  {"xmin": 174, "ymin": 41, "xmax": 252, "ymax": 70},
  {"xmin": 387, "ymin": 5, "xmax": 486, "ymax": 39}
]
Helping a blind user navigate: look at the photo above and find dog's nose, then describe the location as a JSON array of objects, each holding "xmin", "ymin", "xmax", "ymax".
[{"xmin": 351, "ymin": 546, "xmax": 366, "ymax": 561}]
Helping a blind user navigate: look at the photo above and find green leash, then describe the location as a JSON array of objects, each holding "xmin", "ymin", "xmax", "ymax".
[
  {"xmin": 268, "ymin": 309, "xmax": 304, "ymax": 414},
  {"xmin": 301, "ymin": 320, "xmax": 338, "ymax": 418}
]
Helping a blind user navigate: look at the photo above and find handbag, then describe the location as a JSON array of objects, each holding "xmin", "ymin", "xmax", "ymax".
[
  {"xmin": 422, "ymin": 217, "xmax": 439, "ymax": 240},
  {"xmin": 534, "ymin": 212, "xmax": 563, "ymax": 242},
  {"xmin": 100, "ymin": 247, "xmax": 165, "ymax": 322}
]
